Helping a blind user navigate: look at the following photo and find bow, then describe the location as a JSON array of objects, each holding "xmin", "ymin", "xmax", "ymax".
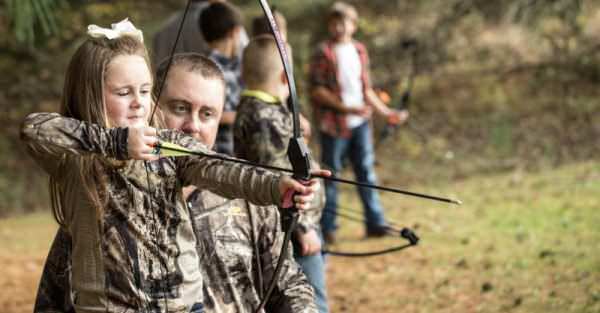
[
  {"xmin": 149, "ymin": 1, "xmax": 460, "ymax": 312},
  {"xmin": 251, "ymin": 1, "xmax": 310, "ymax": 312},
  {"xmin": 375, "ymin": 38, "xmax": 420, "ymax": 149},
  {"xmin": 321, "ymin": 206, "xmax": 419, "ymax": 257}
]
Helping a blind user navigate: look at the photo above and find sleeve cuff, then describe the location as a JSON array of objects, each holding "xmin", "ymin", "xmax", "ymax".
[
  {"xmin": 112, "ymin": 127, "xmax": 129, "ymax": 160},
  {"xmin": 271, "ymin": 174, "xmax": 282, "ymax": 207}
]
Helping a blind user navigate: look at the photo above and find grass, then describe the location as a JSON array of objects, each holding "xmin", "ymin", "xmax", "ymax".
[
  {"xmin": 0, "ymin": 161, "xmax": 598, "ymax": 313},
  {"xmin": 327, "ymin": 160, "xmax": 600, "ymax": 313}
]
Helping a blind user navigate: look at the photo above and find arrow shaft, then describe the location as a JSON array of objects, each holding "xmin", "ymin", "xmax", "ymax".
[{"xmin": 156, "ymin": 143, "xmax": 460, "ymax": 205}]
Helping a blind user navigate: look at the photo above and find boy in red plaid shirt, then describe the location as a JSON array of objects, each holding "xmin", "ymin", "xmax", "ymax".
[{"xmin": 309, "ymin": 1, "xmax": 408, "ymax": 243}]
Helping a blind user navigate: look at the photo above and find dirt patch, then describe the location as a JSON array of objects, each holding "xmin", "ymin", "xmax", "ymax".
[{"xmin": 0, "ymin": 254, "xmax": 46, "ymax": 313}]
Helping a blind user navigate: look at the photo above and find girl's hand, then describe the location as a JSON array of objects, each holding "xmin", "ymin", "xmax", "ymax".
[
  {"xmin": 127, "ymin": 125, "xmax": 159, "ymax": 161},
  {"xmin": 278, "ymin": 169, "xmax": 331, "ymax": 210}
]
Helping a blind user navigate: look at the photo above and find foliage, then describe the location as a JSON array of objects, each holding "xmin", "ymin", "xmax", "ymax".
[
  {"xmin": 2, "ymin": 0, "xmax": 66, "ymax": 47},
  {"xmin": 1, "ymin": 0, "xmax": 599, "ymax": 215}
]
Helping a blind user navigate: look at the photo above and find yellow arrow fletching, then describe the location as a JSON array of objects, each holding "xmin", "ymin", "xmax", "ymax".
[{"xmin": 157, "ymin": 141, "xmax": 193, "ymax": 157}]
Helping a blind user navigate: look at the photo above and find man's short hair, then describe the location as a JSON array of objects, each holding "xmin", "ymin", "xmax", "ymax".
[
  {"xmin": 154, "ymin": 53, "xmax": 225, "ymax": 99},
  {"xmin": 242, "ymin": 35, "xmax": 282, "ymax": 87},
  {"xmin": 199, "ymin": 2, "xmax": 243, "ymax": 43}
]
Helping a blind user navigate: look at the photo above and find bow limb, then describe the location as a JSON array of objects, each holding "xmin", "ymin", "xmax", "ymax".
[
  {"xmin": 321, "ymin": 208, "xmax": 420, "ymax": 257},
  {"xmin": 253, "ymin": 1, "xmax": 311, "ymax": 312},
  {"xmin": 376, "ymin": 40, "xmax": 418, "ymax": 149}
]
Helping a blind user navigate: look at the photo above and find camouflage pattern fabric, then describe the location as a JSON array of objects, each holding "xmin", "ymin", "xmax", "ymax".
[
  {"xmin": 233, "ymin": 95, "xmax": 324, "ymax": 233},
  {"xmin": 189, "ymin": 190, "xmax": 317, "ymax": 313},
  {"xmin": 22, "ymin": 113, "xmax": 282, "ymax": 313},
  {"xmin": 32, "ymin": 192, "xmax": 317, "ymax": 313},
  {"xmin": 34, "ymin": 228, "xmax": 75, "ymax": 313}
]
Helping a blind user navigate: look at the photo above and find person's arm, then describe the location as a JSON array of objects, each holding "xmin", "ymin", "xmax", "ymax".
[
  {"xmin": 21, "ymin": 113, "xmax": 131, "ymax": 176},
  {"xmin": 260, "ymin": 209, "xmax": 319, "ymax": 313},
  {"xmin": 311, "ymin": 86, "xmax": 355, "ymax": 113},
  {"xmin": 295, "ymin": 161, "xmax": 326, "ymax": 256},
  {"xmin": 365, "ymin": 88, "xmax": 392, "ymax": 117},
  {"xmin": 365, "ymin": 88, "xmax": 409, "ymax": 124},
  {"xmin": 299, "ymin": 113, "xmax": 312, "ymax": 139},
  {"xmin": 170, "ymin": 129, "xmax": 323, "ymax": 210}
]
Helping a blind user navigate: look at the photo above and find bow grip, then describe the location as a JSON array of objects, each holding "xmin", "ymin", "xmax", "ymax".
[{"xmin": 287, "ymin": 137, "xmax": 312, "ymax": 181}]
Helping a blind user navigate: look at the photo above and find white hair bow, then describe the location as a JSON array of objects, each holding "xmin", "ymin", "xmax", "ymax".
[{"xmin": 87, "ymin": 18, "xmax": 144, "ymax": 43}]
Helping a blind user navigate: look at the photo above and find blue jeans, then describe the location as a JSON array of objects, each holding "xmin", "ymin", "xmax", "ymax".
[
  {"xmin": 319, "ymin": 122, "xmax": 387, "ymax": 235},
  {"xmin": 294, "ymin": 253, "xmax": 329, "ymax": 313}
]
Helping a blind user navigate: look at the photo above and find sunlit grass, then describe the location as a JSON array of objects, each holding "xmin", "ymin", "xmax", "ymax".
[
  {"xmin": 0, "ymin": 162, "xmax": 598, "ymax": 313},
  {"xmin": 327, "ymin": 161, "xmax": 600, "ymax": 313}
]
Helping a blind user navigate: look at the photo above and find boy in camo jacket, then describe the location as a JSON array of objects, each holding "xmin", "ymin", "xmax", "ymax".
[{"xmin": 233, "ymin": 35, "xmax": 329, "ymax": 313}]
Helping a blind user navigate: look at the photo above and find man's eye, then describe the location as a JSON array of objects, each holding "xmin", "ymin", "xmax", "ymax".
[
  {"xmin": 172, "ymin": 104, "xmax": 189, "ymax": 114},
  {"xmin": 201, "ymin": 109, "xmax": 214, "ymax": 119}
]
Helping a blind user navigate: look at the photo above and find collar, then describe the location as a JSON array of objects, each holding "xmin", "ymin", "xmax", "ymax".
[
  {"xmin": 208, "ymin": 49, "xmax": 238, "ymax": 69},
  {"xmin": 241, "ymin": 89, "xmax": 282, "ymax": 105}
]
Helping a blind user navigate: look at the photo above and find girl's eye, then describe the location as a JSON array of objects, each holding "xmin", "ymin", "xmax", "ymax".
[{"xmin": 117, "ymin": 90, "xmax": 130, "ymax": 96}]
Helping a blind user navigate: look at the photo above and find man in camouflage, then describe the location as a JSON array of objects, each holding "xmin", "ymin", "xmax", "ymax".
[
  {"xmin": 233, "ymin": 36, "xmax": 329, "ymax": 313},
  {"xmin": 33, "ymin": 53, "xmax": 317, "ymax": 313}
]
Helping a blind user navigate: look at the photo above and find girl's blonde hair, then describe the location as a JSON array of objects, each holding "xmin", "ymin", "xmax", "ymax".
[{"xmin": 51, "ymin": 35, "xmax": 153, "ymax": 226}]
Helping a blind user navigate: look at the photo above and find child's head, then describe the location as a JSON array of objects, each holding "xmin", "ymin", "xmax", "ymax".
[
  {"xmin": 62, "ymin": 33, "xmax": 152, "ymax": 128},
  {"xmin": 251, "ymin": 9, "xmax": 288, "ymax": 42},
  {"xmin": 327, "ymin": 1, "xmax": 358, "ymax": 41},
  {"xmin": 155, "ymin": 53, "xmax": 225, "ymax": 148},
  {"xmin": 199, "ymin": 2, "xmax": 243, "ymax": 53},
  {"xmin": 242, "ymin": 35, "xmax": 288, "ymax": 99}
]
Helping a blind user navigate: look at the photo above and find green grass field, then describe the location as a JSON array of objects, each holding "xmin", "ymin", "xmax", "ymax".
[{"xmin": 0, "ymin": 161, "xmax": 598, "ymax": 313}]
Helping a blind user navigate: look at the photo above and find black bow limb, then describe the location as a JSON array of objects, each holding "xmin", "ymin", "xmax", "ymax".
[
  {"xmin": 322, "ymin": 228, "xmax": 419, "ymax": 258},
  {"xmin": 321, "ymin": 207, "xmax": 419, "ymax": 258},
  {"xmin": 253, "ymin": 1, "xmax": 311, "ymax": 313},
  {"xmin": 376, "ymin": 38, "xmax": 419, "ymax": 149}
]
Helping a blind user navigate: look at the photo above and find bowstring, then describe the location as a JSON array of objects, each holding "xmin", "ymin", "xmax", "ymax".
[{"xmin": 142, "ymin": 1, "xmax": 193, "ymax": 312}]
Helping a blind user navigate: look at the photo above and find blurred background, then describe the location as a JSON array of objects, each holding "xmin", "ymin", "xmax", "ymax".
[{"xmin": 0, "ymin": 0, "xmax": 598, "ymax": 312}]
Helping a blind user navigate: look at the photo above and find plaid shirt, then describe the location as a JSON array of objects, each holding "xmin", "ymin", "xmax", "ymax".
[
  {"xmin": 208, "ymin": 49, "xmax": 243, "ymax": 155},
  {"xmin": 309, "ymin": 39, "xmax": 372, "ymax": 138}
]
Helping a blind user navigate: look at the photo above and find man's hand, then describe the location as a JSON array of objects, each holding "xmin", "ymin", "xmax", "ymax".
[
  {"xmin": 295, "ymin": 228, "xmax": 322, "ymax": 256},
  {"xmin": 127, "ymin": 125, "xmax": 159, "ymax": 161}
]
